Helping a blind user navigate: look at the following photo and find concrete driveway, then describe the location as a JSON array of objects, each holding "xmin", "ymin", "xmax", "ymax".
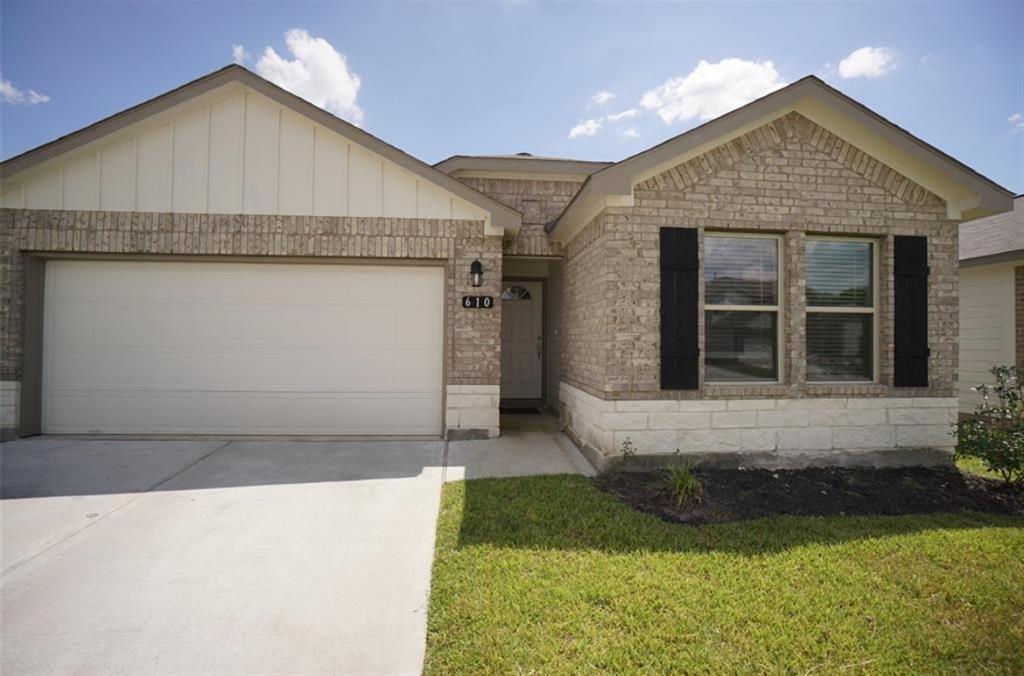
[{"xmin": 1, "ymin": 438, "xmax": 446, "ymax": 675}]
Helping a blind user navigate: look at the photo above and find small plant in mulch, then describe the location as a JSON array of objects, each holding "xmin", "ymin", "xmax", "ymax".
[
  {"xmin": 665, "ymin": 459, "xmax": 703, "ymax": 508},
  {"xmin": 958, "ymin": 365, "xmax": 1024, "ymax": 487},
  {"xmin": 613, "ymin": 436, "xmax": 637, "ymax": 470}
]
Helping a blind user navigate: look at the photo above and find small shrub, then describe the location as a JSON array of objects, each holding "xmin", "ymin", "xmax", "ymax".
[
  {"xmin": 957, "ymin": 365, "xmax": 1024, "ymax": 486},
  {"xmin": 618, "ymin": 437, "xmax": 637, "ymax": 467},
  {"xmin": 665, "ymin": 462, "xmax": 703, "ymax": 508}
]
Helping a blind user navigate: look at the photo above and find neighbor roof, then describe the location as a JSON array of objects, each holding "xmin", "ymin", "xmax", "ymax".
[
  {"xmin": 434, "ymin": 153, "xmax": 613, "ymax": 176},
  {"xmin": 959, "ymin": 195, "xmax": 1024, "ymax": 265},
  {"xmin": 0, "ymin": 64, "xmax": 522, "ymax": 233},
  {"xmin": 549, "ymin": 75, "xmax": 1014, "ymax": 237}
]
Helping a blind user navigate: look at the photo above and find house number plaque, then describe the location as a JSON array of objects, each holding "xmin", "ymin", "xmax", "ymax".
[{"xmin": 462, "ymin": 295, "xmax": 494, "ymax": 309}]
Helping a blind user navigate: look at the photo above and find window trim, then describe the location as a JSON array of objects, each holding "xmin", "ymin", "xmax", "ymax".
[
  {"xmin": 805, "ymin": 235, "xmax": 880, "ymax": 384},
  {"xmin": 704, "ymin": 231, "xmax": 785, "ymax": 385}
]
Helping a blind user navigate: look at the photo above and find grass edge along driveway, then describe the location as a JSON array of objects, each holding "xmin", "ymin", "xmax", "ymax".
[{"xmin": 426, "ymin": 475, "xmax": 1023, "ymax": 674}]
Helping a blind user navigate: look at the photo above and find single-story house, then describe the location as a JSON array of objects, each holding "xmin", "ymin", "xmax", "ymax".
[
  {"xmin": 958, "ymin": 194, "xmax": 1024, "ymax": 415},
  {"xmin": 0, "ymin": 65, "xmax": 1015, "ymax": 469}
]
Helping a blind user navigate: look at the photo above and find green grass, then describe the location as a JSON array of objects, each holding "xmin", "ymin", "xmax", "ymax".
[
  {"xmin": 957, "ymin": 454, "xmax": 1004, "ymax": 481},
  {"xmin": 426, "ymin": 475, "xmax": 1024, "ymax": 674}
]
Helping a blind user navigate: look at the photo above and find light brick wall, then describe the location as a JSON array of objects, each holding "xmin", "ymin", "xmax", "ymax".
[
  {"xmin": 562, "ymin": 382, "xmax": 957, "ymax": 468},
  {"xmin": 0, "ymin": 381, "xmax": 18, "ymax": 440},
  {"xmin": 455, "ymin": 176, "xmax": 583, "ymax": 257},
  {"xmin": 561, "ymin": 113, "xmax": 958, "ymax": 467},
  {"xmin": 445, "ymin": 384, "xmax": 500, "ymax": 438},
  {"xmin": 0, "ymin": 209, "xmax": 503, "ymax": 438},
  {"xmin": 561, "ymin": 112, "xmax": 958, "ymax": 401}
]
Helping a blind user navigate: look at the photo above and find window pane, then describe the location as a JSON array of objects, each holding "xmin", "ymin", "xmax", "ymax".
[
  {"xmin": 806, "ymin": 313, "xmax": 873, "ymax": 381},
  {"xmin": 806, "ymin": 240, "xmax": 873, "ymax": 307},
  {"xmin": 705, "ymin": 237, "xmax": 778, "ymax": 306},
  {"xmin": 705, "ymin": 311, "xmax": 778, "ymax": 382}
]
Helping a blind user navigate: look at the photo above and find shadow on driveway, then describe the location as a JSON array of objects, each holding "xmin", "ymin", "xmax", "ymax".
[{"xmin": 1, "ymin": 437, "xmax": 444, "ymax": 499}]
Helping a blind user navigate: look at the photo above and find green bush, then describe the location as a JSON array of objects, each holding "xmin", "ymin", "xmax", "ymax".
[
  {"xmin": 666, "ymin": 462, "xmax": 704, "ymax": 508},
  {"xmin": 957, "ymin": 365, "xmax": 1024, "ymax": 486}
]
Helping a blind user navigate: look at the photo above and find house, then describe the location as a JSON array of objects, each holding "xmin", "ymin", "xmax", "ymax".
[
  {"xmin": 0, "ymin": 65, "xmax": 1014, "ymax": 469},
  {"xmin": 958, "ymin": 195, "xmax": 1024, "ymax": 415}
]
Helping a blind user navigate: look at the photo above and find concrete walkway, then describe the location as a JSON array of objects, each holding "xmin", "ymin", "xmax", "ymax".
[
  {"xmin": 0, "ymin": 415, "xmax": 590, "ymax": 675},
  {"xmin": 446, "ymin": 413, "xmax": 596, "ymax": 481}
]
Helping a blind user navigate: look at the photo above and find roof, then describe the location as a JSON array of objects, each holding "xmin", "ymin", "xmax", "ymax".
[
  {"xmin": 434, "ymin": 153, "xmax": 613, "ymax": 177},
  {"xmin": 549, "ymin": 75, "xmax": 1014, "ymax": 238},
  {"xmin": 0, "ymin": 64, "xmax": 522, "ymax": 233},
  {"xmin": 959, "ymin": 195, "xmax": 1024, "ymax": 265}
]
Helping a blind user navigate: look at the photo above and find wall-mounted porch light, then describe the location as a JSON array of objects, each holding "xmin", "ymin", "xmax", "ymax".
[{"xmin": 470, "ymin": 259, "xmax": 484, "ymax": 287}]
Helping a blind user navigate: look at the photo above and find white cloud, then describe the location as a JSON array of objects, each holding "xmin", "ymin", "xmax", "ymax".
[
  {"xmin": 618, "ymin": 127, "xmax": 640, "ymax": 139},
  {"xmin": 591, "ymin": 90, "xmax": 614, "ymax": 106},
  {"xmin": 1010, "ymin": 113, "xmax": 1024, "ymax": 132},
  {"xmin": 920, "ymin": 53, "xmax": 934, "ymax": 67},
  {"xmin": 232, "ymin": 44, "xmax": 250, "ymax": 65},
  {"xmin": 254, "ymin": 29, "xmax": 363, "ymax": 124},
  {"xmin": 606, "ymin": 108, "xmax": 638, "ymax": 122},
  {"xmin": 0, "ymin": 77, "xmax": 49, "ymax": 105},
  {"xmin": 568, "ymin": 118, "xmax": 602, "ymax": 139},
  {"xmin": 838, "ymin": 47, "xmax": 897, "ymax": 79},
  {"xmin": 640, "ymin": 58, "xmax": 786, "ymax": 125}
]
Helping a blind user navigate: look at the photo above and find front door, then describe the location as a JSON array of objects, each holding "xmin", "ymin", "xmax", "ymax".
[{"xmin": 500, "ymin": 280, "xmax": 543, "ymax": 400}]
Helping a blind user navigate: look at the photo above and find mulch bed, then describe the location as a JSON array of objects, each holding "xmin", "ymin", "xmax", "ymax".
[{"xmin": 594, "ymin": 466, "xmax": 1024, "ymax": 525}]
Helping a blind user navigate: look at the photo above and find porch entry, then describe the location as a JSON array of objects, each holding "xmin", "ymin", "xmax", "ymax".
[{"xmin": 500, "ymin": 280, "xmax": 544, "ymax": 400}]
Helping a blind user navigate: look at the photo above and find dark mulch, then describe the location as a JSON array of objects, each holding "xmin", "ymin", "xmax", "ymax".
[{"xmin": 594, "ymin": 466, "xmax": 1024, "ymax": 525}]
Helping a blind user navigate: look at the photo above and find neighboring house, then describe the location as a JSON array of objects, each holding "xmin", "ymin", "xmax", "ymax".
[
  {"xmin": 0, "ymin": 65, "xmax": 1014, "ymax": 469},
  {"xmin": 958, "ymin": 195, "xmax": 1024, "ymax": 414}
]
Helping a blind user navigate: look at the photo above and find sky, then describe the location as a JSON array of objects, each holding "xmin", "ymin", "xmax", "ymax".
[{"xmin": 2, "ymin": 1, "xmax": 1022, "ymax": 193}]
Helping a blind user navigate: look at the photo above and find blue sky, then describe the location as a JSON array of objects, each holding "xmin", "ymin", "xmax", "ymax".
[{"xmin": 2, "ymin": 1, "xmax": 1022, "ymax": 192}]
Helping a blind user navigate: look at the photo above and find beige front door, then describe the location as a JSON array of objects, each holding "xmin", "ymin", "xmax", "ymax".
[{"xmin": 500, "ymin": 280, "xmax": 543, "ymax": 400}]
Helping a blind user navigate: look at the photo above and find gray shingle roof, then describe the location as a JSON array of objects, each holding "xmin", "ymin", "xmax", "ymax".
[{"xmin": 959, "ymin": 195, "xmax": 1024, "ymax": 261}]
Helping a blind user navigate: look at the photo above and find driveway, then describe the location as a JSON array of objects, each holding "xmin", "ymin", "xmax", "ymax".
[{"xmin": 1, "ymin": 438, "xmax": 445, "ymax": 675}]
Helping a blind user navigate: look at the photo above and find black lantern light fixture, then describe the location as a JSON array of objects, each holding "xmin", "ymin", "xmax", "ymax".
[{"xmin": 470, "ymin": 259, "xmax": 484, "ymax": 287}]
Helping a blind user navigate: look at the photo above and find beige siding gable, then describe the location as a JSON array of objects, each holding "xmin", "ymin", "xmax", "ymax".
[
  {"xmin": 0, "ymin": 84, "xmax": 489, "ymax": 224},
  {"xmin": 959, "ymin": 264, "xmax": 1017, "ymax": 412}
]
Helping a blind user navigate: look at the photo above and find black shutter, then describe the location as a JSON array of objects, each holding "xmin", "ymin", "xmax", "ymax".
[
  {"xmin": 894, "ymin": 235, "xmax": 929, "ymax": 387},
  {"xmin": 661, "ymin": 227, "xmax": 700, "ymax": 389}
]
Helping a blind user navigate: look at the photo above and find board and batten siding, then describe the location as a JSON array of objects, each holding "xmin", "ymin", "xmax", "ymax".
[
  {"xmin": 959, "ymin": 263, "xmax": 1017, "ymax": 413},
  {"xmin": 0, "ymin": 85, "xmax": 488, "ymax": 222}
]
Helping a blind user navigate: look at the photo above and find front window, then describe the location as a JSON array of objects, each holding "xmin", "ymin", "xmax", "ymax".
[
  {"xmin": 805, "ymin": 238, "xmax": 876, "ymax": 381},
  {"xmin": 704, "ymin": 234, "xmax": 781, "ymax": 382}
]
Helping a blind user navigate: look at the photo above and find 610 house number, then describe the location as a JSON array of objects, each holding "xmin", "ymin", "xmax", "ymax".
[{"xmin": 462, "ymin": 295, "xmax": 494, "ymax": 309}]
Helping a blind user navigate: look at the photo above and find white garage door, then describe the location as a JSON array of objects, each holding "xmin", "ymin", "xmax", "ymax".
[{"xmin": 42, "ymin": 260, "xmax": 444, "ymax": 435}]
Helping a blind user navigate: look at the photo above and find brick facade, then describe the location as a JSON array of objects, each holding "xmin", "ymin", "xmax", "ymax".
[
  {"xmin": 561, "ymin": 112, "xmax": 958, "ymax": 402},
  {"xmin": 0, "ymin": 209, "xmax": 503, "ymax": 438},
  {"xmin": 455, "ymin": 176, "xmax": 583, "ymax": 257}
]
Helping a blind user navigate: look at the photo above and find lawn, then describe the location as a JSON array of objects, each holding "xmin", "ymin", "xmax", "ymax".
[
  {"xmin": 426, "ymin": 475, "xmax": 1024, "ymax": 674},
  {"xmin": 957, "ymin": 454, "xmax": 1005, "ymax": 481}
]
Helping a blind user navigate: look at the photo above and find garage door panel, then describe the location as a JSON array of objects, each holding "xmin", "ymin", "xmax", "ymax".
[
  {"xmin": 348, "ymin": 307, "xmax": 397, "ymax": 348},
  {"xmin": 45, "ymin": 350, "xmax": 94, "ymax": 389},
  {"xmin": 396, "ymin": 267, "xmax": 447, "ymax": 304},
  {"xmin": 395, "ymin": 308, "xmax": 443, "ymax": 348},
  {"xmin": 47, "ymin": 263, "xmax": 96, "ymax": 301},
  {"xmin": 43, "ymin": 260, "xmax": 444, "ymax": 435},
  {"xmin": 394, "ymin": 351, "xmax": 444, "ymax": 389},
  {"xmin": 94, "ymin": 265, "xmax": 149, "ymax": 302},
  {"xmin": 47, "ymin": 304, "xmax": 95, "ymax": 347}
]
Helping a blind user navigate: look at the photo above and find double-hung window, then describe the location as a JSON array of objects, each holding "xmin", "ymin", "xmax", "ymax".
[
  {"xmin": 704, "ymin": 234, "xmax": 782, "ymax": 382},
  {"xmin": 805, "ymin": 238, "xmax": 877, "ymax": 382}
]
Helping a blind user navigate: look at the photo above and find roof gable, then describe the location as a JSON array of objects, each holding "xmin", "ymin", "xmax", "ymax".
[
  {"xmin": 0, "ymin": 65, "xmax": 520, "ymax": 234},
  {"xmin": 960, "ymin": 195, "xmax": 1024, "ymax": 264},
  {"xmin": 549, "ymin": 76, "xmax": 1013, "ymax": 241}
]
